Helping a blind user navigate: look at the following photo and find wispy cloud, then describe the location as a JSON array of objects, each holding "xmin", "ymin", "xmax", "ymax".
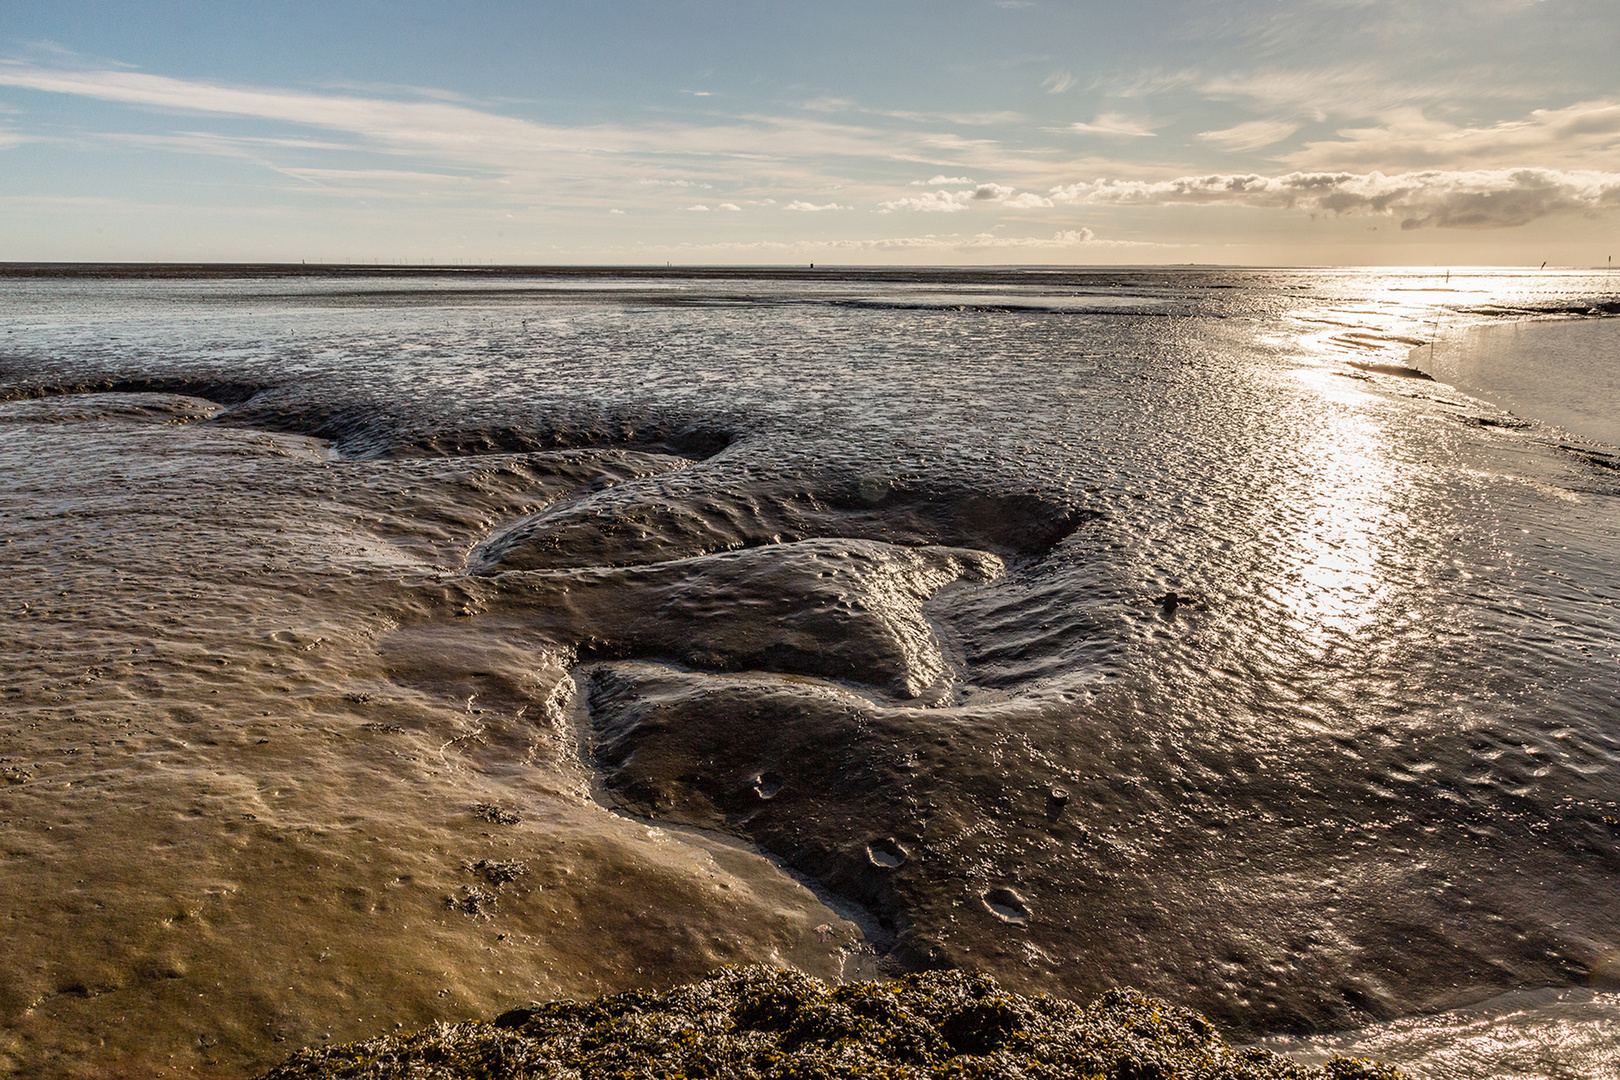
[
  {"xmin": 1068, "ymin": 112, "xmax": 1159, "ymax": 138},
  {"xmin": 1042, "ymin": 72, "xmax": 1075, "ymax": 94},
  {"xmin": 0, "ymin": 62, "xmax": 1048, "ymax": 206},
  {"xmin": 912, "ymin": 174, "xmax": 974, "ymax": 186},
  {"xmin": 800, "ymin": 96, "xmax": 858, "ymax": 113},
  {"xmin": 313, "ymin": 79, "xmax": 481, "ymax": 105},
  {"xmin": 1089, "ymin": 68, "xmax": 1199, "ymax": 100},
  {"xmin": 801, "ymin": 94, "xmax": 1021, "ymax": 127},
  {"xmin": 0, "ymin": 59, "xmax": 1143, "ymax": 232},
  {"xmin": 0, "ymin": 64, "xmax": 572, "ymax": 155},
  {"xmin": 1051, "ymin": 167, "xmax": 1620, "ymax": 229},
  {"xmin": 1283, "ymin": 99, "xmax": 1620, "ymax": 170},
  {"xmin": 1197, "ymin": 118, "xmax": 1301, "ymax": 152},
  {"xmin": 888, "ymin": 109, "xmax": 1026, "ymax": 127},
  {"xmin": 1197, "ymin": 64, "xmax": 1528, "ymax": 123},
  {"xmin": 274, "ymin": 165, "xmax": 486, "ymax": 187},
  {"xmin": 783, "ymin": 200, "xmax": 850, "ymax": 211}
]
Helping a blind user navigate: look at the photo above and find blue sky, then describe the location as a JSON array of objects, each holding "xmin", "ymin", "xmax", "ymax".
[{"xmin": 2, "ymin": 0, "xmax": 1617, "ymax": 264}]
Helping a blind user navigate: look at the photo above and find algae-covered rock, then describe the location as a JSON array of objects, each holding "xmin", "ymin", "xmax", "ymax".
[{"xmin": 260, "ymin": 966, "xmax": 1402, "ymax": 1080}]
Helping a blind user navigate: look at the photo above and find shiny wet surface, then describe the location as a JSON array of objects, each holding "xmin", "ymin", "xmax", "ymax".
[{"xmin": 1, "ymin": 267, "xmax": 1617, "ymax": 1077}]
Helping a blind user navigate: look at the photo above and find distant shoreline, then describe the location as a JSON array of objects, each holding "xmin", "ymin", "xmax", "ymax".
[{"xmin": 2, "ymin": 261, "xmax": 1610, "ymax": 281}]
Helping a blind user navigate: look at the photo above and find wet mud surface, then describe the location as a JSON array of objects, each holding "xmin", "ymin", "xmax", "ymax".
[
  {"xmin": 2, "ymin": 268, "xmax": 1619, "ymax": 1078},
  {"xmin": 0, "ymin": 396, "xmax": 876, "ymax": 1077}
]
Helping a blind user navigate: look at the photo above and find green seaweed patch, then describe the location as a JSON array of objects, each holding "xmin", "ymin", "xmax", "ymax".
[
  {"xmin": 472, "ymin": 802, "xmax": 522, "ymax": 826},
  {"xmin": 465, "ymin": 859, "xmax": 530, "ymax": 887},
  {"xmin": 260, "ymin": 966, "xmax": 1402, "ymax": 1080}
]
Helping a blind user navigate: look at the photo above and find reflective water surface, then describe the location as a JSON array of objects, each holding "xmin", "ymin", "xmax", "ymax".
[{"xmin": 1, "ymin": 266, "xmax": 1617, "ymax": 1078}]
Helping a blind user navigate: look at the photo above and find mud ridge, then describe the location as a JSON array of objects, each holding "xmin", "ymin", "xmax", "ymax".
[
  {"xmin": 472, "ymin": 477, "xmax": 1096, "ymax": 573},
  {"xmin": 1559, "ymin": 444, "xmax": 1620, "ymax": 471},
  {"xmin": 1344, "ymin": 360, "xmax": 1434, "ymax": 380},
  {"xmin": 583, "ymin": 663, "xmax": 990, "ymax": 971},
  {"xmin": 0, "ymin": 372, "xmax": 736, "ymax": 463},
  {"xmin": 0, "ymin": 376, "xmax": 271, "ymax": 408},
  {"xmin": 1453, "ymin": 300, "xmax": 1620, "ymax": 318},
  {"xmin": 487, "ymin": 538, "xmax": 1001, "ymax": 701},
  {"xmin": 218, "ymin": 395, "xmax": 738, "ymax": 461}
]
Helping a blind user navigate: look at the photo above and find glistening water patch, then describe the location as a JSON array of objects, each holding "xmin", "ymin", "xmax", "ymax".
[{"xmin": 1427, "ymin": 316, "xmax": 1620, "ymax": 446}]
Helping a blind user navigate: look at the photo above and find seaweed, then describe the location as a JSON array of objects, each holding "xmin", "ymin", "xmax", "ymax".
[{"xmin": 261, "ymin": 966, "xmax": 1402, "ymax": 1080}]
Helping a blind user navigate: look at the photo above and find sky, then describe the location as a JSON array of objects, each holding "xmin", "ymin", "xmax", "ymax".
[{"xmin": 2, "ymin": 0, "xmax": 1618, "ymax": 266}]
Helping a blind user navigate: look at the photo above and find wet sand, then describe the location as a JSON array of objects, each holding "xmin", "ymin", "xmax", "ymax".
[{"xmin": 3, "ymin": 268, "xmax": 1619, "ymax": 1079}]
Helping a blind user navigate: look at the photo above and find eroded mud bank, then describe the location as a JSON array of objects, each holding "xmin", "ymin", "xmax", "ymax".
[{"xmin": 0, "ymin": 391, "xmax": 882, "ymax": 1076}]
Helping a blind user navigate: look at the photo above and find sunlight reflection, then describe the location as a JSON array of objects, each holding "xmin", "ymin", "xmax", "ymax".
[
  {"xmin": 1273, "ymin": 368, "xmax": 1404, "ymax": 650},
  {"xmin": 1264, "ymin": 988, "xmax": 1620, "ymax": 1080},
  {"xmin": 1253, "ymin": 267, "xmax": 1603, "ymax": 652},
  {"xmin": 1278, "ymin": 267, "xmax": 1597, "ymax": 373}
]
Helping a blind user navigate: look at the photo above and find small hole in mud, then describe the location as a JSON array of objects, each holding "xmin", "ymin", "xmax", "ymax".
[
  {"xmin": 983, "ymin": 887, "xmax": 1030, "ymax": 924},
  {"xmin": 752, "ymin": 773, "xmax": 783, "ymax": 800},
  {"xmin": 867, "ymin": 838, "xmax": 907, "ymax": 869}
]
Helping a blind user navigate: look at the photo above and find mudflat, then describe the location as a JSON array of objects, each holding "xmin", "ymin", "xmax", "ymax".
[{"xmin": 3, "ymin": 266, "xmax": 1619, "ymax": 1079}]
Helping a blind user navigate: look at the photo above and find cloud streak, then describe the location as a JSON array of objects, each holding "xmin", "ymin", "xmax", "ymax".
[
  {"xmin": 1197, "ymin": 118, "xmax": 1301, "ymax": 152},
  {"xmin": 1284, "ymin": 99, "xmax": 1620, "ymax": 171},
  {"xmin": 0, "ymin": 62, "xmax": 1052, "ymax": 203},
  {"xmin": 1068, "ymin": 112, "xmax": 1159, "ymax": 138},
  {"xmin": 1051, "ymin": 167, "xmax": 1620, "ymax": 229}
]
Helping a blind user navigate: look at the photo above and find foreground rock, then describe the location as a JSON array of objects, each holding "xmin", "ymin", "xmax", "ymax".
[{"xmin": 261, "ymin": 966, "xmax": 1400, "ymax": 1080}]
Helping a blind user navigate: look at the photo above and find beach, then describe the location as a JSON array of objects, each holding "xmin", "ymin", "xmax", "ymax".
[{"xmin": 1, "ymin": 266, "xmax": 1617, "ymax": 1078}]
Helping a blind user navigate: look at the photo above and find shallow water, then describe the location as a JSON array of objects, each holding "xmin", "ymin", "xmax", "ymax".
[
  {"xmin": 1425, "ymin": 317, "xmax": 1620, "ymax": 447},
  {"xmin": 1, "ymin": 265, "xmax": 1617, "ymax": 1078},
  {"xmin": 1263, "ymin": 987, "xmax": 1620, "ymax": 1079}
]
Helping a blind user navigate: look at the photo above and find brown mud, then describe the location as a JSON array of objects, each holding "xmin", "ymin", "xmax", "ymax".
[
  {"xmin": 5, "ymin": 268, "xmax": 1620, "ymax": 1080},
  {"xmin": 0, "ymin": 392, "xmax": 877, "ymax": 1077}
]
